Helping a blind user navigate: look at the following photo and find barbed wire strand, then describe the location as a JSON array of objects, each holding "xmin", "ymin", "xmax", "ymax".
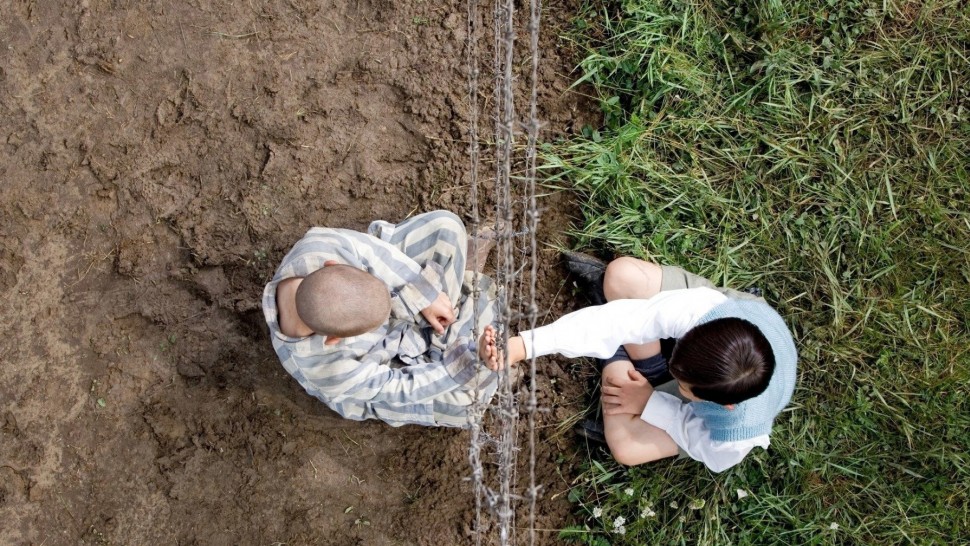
[
  {"xmin": 524, "ymin": 0, "xmax": 542, "ymax": 543},
  {"xmin": 494, "ymin": 0, "xmax": 516, "ymax": 540},
  {"xmin": 465, "ymin": 0, "xmax": 485, "ymax": 542},
  {"xmin": 466, "ymin": 0, "xmax": 543, "ymax": 542}
]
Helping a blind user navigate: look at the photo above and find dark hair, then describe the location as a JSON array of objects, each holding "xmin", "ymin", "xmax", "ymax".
[{"xmin": 668, "ymin": 318, "xmax": 775, "ymax": 406}]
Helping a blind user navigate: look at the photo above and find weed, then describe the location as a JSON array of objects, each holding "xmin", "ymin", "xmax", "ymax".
[
  {"xmin": 159, "ymin": 333, "xmax": 177, "ymax": 353},
  {"xmin": 90, "ymin": 379, "xmax": 107, "ymax": 409},
  {"xmin": 403, "ymin": 484, "xmax": 425, "ymax": 505}
]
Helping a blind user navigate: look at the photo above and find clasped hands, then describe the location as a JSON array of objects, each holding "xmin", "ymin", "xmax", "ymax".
[
  {"xmin": 418, "ymin": 294, "xmax": 524, "ymax": 374},
  {"xmin": 477, "ymin": 326, "xmax": 525, "ymax": 372},
  {"xmin": 419, "ymin": 293, "xmax": 515, "ymax": 373},
  {"xmin": 601, "ymin": 368, "xmax": 654, "ymax": 416}
]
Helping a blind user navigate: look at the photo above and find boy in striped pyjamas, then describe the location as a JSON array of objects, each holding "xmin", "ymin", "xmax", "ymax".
[{"xmin": 261, "ymin": 210, "xmax": 500, "ymax": 427}]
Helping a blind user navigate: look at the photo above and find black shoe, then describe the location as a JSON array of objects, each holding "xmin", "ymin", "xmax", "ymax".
[
  {"xmin": 575, "ymin": 418, "xmax": 607, "ymax": 445},
  {"xmin": 563, "ymin": 251, "xmax": 608, "ymax": 305}
]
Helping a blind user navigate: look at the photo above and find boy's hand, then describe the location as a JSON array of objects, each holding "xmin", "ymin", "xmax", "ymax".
[
  {"xmin": 477, "ymin": 327, "xmax": 527, "ymax": 372},
  {"xmin": 478, "ymin": 325, "xmax": 500, "ymax": 370},
  {"xmin": 478, "ymin": 325, "xmax": 525, "ymax": 372},
  {"xmin": 601, "ymin": 369, "xmax": 653, "ymax": 416},
  {"xmin": 421, "ymin": 292, "xmax": 456, "ymax": 335}
]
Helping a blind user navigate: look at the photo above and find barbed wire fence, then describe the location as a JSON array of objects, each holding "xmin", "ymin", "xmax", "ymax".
[{"xmin": 466, "ymin": 0, "xmax": 543, "ymax": 543}]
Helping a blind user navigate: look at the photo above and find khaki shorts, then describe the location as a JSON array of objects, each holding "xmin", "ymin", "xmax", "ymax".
[{"xmin": 659, "ymin": 265, "xmax": 763, "ymax": 301}]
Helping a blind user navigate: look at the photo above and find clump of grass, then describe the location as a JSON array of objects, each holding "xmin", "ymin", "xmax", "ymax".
[{"xmin": 547, "ymin": 0, "xmax": 970, "ymax": 544}]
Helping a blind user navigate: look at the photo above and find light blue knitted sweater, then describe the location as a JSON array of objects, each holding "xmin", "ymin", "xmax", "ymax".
[{"xmin": 690, "ymin": 299, "xmax": 797, "ymax": 442}]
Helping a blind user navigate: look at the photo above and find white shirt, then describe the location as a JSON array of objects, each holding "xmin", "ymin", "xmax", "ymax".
[{"xmin": 520, "ymin": 288, "xmax": 770, "ymax": 472}]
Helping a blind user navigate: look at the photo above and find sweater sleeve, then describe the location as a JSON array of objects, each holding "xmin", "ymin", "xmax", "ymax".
[
  {"xmin": 344, "ymin": 230, "xmax": 441, "ymax": 317},
  {"xmin": 519, "ymin": 288, "xmax": 727, "ymax": 359}
]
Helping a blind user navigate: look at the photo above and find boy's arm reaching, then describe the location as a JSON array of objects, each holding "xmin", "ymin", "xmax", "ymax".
[
  {"xmin": 516, "ymin": 288, "xmax": 727, "ymax": 359},
  {"xmin": 502, "ymin": 287, "xmax": 766, "ymax": 472}
]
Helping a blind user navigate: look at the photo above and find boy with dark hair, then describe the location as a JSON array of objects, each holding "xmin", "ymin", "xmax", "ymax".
[{"xmin": 500, "ymin": 255, "xmax": 797, "ymax": 472}]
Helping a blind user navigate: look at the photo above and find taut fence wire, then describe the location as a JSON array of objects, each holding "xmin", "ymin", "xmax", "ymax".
[{"xmin": 466, "ymin": 0, "xmax": 543, "ymax": 543}]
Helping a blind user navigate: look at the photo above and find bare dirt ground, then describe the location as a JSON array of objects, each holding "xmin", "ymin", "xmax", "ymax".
[{"xmin": 0, "ymin": 1, "xmax": 597, "ymax": 544}]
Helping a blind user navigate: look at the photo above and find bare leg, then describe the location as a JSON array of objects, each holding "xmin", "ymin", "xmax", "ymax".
[
  {"xmin": 601, "ymin": 359, "xmax": 679, "ymax": 465},
  {"xmin": 603, "ymin": 257, "xmax": 665, "ymax": 360}
]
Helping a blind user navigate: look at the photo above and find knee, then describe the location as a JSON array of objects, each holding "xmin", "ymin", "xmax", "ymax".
[
  {"xmin": 603, "ymin": 257, "xmax": 661, "ymax": 301},
  {"xmin": 607, "ymin": 441, "xmax": 642, "ymax": 467},
  {"xmin": 427, "ymin": 211, "xmax": 466, "ymax": 238},
  {"xmin": 608, "ymin": 438, "xmax": 671, "ymax": 467},
  {"xmin": 420, "ymin": 212, "xmax": 467, "ymax": 254}
]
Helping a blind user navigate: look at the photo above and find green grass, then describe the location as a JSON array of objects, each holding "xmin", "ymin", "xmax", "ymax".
[{"xmin": 545, "ymin": 0, "xmax": 970, "ymax": 544}]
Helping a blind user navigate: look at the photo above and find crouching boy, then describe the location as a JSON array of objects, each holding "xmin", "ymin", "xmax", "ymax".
[{"xmin": 501, "ymin": 256, "xmax": 797, "ymax": 472}]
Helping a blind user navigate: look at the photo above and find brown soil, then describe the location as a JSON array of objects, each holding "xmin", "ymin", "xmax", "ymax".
[{"xmin": 0, "ymin": 1, "xmax": 599, "ymax": 544}]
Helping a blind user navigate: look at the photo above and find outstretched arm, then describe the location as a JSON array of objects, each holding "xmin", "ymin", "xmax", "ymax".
[
  {"xmin": 518, "ymin": 288, "xmax": 727, "ymax": 359},
  {"xmin": 486, "ymin": 335, "xmax": 527, "ymax": 371}
]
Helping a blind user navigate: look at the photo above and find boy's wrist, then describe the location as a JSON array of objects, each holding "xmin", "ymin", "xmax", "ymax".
[{"xmin": 509, "ymin": 336, "xmax": 526, "ymax": 364}]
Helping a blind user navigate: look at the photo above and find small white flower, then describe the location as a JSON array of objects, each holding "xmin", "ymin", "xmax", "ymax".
[
  {"xmin": 669, "ymin": 501, "xmax": 679, "ymax": 509},
  {"xmin": 689, "ymin": 498, "xmax": 705, "ymax": 510},
  {"xmin": 640, "ymin": 507, "xmax": 656, "ymax": 518},
  {"xmin": 624, "ymin": 487, "xmax": 635, "ymax": 496},
  {"xmin": 736, "ymin": 489, "xmax": 749, "ymax": 500},
  {"xmin": 829, "ymin": 522, "xmax": 839, "ymax": 531},
  {"xmin": 615, "ymin": 525, "xmax": 627, "ymax": 535},
  {"xmin": 613, "ymin": 516, "xmax": 626, "ymax": 529},
  {"xmin": 592, "ymin": 506, "xmax": 602, "ymax": 518}
]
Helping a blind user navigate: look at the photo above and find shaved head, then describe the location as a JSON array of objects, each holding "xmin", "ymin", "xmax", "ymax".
[{"xmin": 295, "ymin": 264, "xmax": 391, "ymax": 337}]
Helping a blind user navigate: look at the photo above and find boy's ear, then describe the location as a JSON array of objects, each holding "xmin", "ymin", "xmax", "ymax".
[
  {"xmin": 324, "ymin": 336, "xmax": 342, "ymax": 346},
  {"xmin": 724, "ymin": 404, "xmax": 735, "ymax": 411},
  {"xmin": 324, "ymin": 260, "xmax": 339, "ymax": 266}
]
